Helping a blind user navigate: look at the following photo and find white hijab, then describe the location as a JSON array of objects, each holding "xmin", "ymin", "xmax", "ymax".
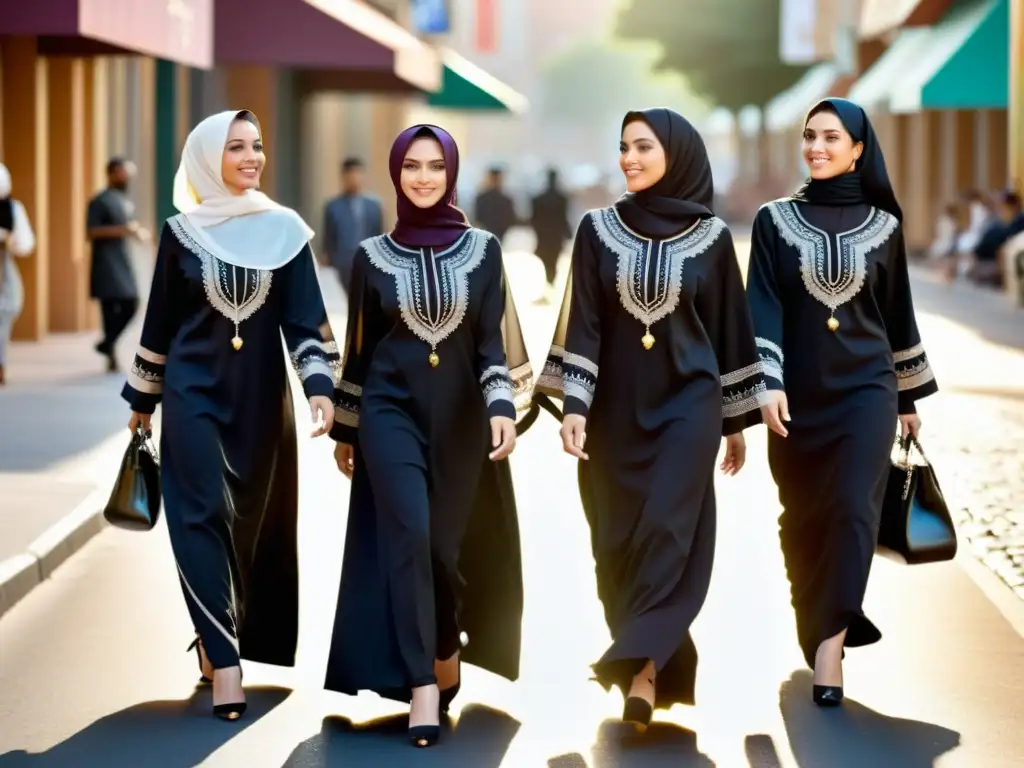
[{"xmin": 171, "ymin": 110, "xmax": 314, "ymax": 270}]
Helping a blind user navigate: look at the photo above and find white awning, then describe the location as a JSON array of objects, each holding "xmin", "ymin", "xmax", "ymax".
[
  {"xmin": 765, "ymin": 62, "xmax": 840, "ymax": 131},
  {"xmin": 847, "ymin": 28, "xmax": 933, "ymax": 111}
]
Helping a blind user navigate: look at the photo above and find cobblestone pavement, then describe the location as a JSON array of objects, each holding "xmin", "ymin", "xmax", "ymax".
[{"xmin": 904, "ymin": 268, "xmax": 1024, "ymax": 601}]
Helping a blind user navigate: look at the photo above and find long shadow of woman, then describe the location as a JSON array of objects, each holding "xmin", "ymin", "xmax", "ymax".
[
  {"xmin": 282, "ymin": 704, "xmax": 519, "ymax": 767},
  {"xmin": 548, "ymin": 720, "xmax": 714, "ymax": 768},
  {"xmin": 781, "ymin": 671, "xmax": 960, "ymax": 768},
  {"xmin": 0, "ymin": 686, "xmax": 291, "ymax": 768}
]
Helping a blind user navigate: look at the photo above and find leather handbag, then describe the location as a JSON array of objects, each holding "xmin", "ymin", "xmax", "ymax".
[
  {"xmin": 877, "ymin": 434, "xmax": 957, "ymax": 565},
  {"xmin": 103, "ymin": 425, "xmax": 162, "ymax": 531}
]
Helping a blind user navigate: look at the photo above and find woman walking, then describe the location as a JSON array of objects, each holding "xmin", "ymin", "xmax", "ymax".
[
  {"xmin": 122, "ymin": 110, "xmax": 338, "ymax": 720},
  {"xmin": 324, "ymin": 124, "xmax": 533, "ymax": 748},
  {"xmin": 746, "ymin": 97, "xmax": 938, "ymax": 706},
  {"xmin": 534, "ymin": 108, "xmax": 766, "ymax": 730},
  {"xmin": 0, "ymin": 163, "xmax": 37, "ymax": 385}
]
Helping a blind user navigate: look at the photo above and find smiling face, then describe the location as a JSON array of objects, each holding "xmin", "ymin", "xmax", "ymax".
[
  {"xmin": 220, "ymin": 119, "xmax": 265, "ymax": 194},
  {"xmin": 400, "ymin": 136, "xmax": 447, "ymax": 209},
  {"xmin": 619, "ymin": 119, "xmax": 667, "ymax": 193},
  {"xmin": 802, "ymin": 109, "xmax": 863, "ymax": 180}
]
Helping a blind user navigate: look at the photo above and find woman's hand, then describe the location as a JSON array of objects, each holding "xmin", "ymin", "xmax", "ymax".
[
  {"xmin": 721, "ymin": 432, "xmax": 746, "ymax": 475},
  {"xmin": 560, "ymin": 414, "xmax": 589, "ymax": 460},
  {"xmin": 309, "ymin": 395, "xmax": 335, "ymax": 437},
  {"xmin": 760, "ymin": 390, "xmax": 790, "ymax": 438},
  {"xmin": 128, "ymin": 411, "xmax": 151, "ymax": 434},
  {"xmin": 334, "ymin": 442, "xmax": 355, "ymax": 478},
  {"xmin": 489, "ymin": 416, "xmax": 516, "ymax": 461},
  {"xmin": 899, "ymin": 413, "xmax": 922, "ymax": 440}
]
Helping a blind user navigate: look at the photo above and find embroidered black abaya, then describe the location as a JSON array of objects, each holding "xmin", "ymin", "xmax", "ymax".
[
  {"xmin": 324, "ymin": 126, "xmax": 533, "ymax": 702},
  {"xmin": 122, "ymin": 214, "xmax": 338, "ymax": 669},
  {"xmin": 535, "ymin": 109, "xmax": 766, "ymax": 708},
  {"xmin": 746, "ymin": 98, "xmax": 938, "ymax": 667}
]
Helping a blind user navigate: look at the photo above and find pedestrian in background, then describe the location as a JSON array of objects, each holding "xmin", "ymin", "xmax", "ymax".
[
  {"xmin": 747, "ymin": 97, "xmax": 938, "ymax": 707},
  {"xmin": 123, "ymin": 110, "xmax": 338, "ymax": 721},
  {"xmin": 321, "ymin": 157, "xmax": 384, "ymax": 298},
  {"xmin": 472, "ymin": 165, "xmax": 518, "ymax": 243},
  {"xmin": 530, "ymin": 167, "xmax": 572, "ymax": 301},
  {"xmin": 533, "ymin": 108, "xmax": 766, "ymax": 732},
  {"xmin": 324, "ymin": 124, "xmax": 532, "ymax": 749},
  {"xmin": 86, "ymin": 158, "xmax": 149, "ymax": 372},
  {"xmin": 0, "ymin": 163, "xmax": 37, "ymax": 386}
]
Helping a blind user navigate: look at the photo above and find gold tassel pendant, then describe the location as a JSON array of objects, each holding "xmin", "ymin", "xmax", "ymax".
[
  {"xmin": 827, "ymin": 314, "xmax": 839, "ymax": 332},
  {"xmin": 428, "ymin": 346, "xmax": 439, "ymax": 367},
  {"xmin": 641, "ymin": 327, "xmax": 655, "ymax": 350},
  {"xmin": 231, "ymin": 336, "xmax": 244, "ymax": 351}
]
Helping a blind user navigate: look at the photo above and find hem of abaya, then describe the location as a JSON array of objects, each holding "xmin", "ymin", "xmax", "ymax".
[
  {"xmin": 591, "ymin": 658, "xmax": 696, "ymax": 710},
  {"xmin": 803, "ymin": 611, "xmax": 882, "ymax": 669}
]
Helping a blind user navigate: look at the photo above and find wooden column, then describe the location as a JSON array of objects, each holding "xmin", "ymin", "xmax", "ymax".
[
  {"xmin": 954, "ymin": 110, "xmax": 976, "ymax": 195},
  {"xmin": 2, "ymin": 38, "xmax": 49, "ymax": 340},
  {"xmin": 46, "ymin": 58, "xmax": 89, "ymax": 332},
  {"xmin": 225, "ymin": 66, "xmax": 279, "ymax": 198}
]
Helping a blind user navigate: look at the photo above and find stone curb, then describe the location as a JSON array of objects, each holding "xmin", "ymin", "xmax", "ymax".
[{"xmin": 0, "ymin": 489, "xmax": 108, "ymax": 619}]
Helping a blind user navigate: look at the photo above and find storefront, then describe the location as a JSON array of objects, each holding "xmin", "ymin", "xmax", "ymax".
[{"xmin": 0, "ymin": 0, "xmax": 213, "ymax": 340}]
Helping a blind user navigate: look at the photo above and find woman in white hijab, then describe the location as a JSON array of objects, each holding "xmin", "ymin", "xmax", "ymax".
[
  {"xmin": 0, "ymin": 163, "xmax": 37, "ymax": 385},
  {"xmin": 123, "ymin": 110, "xmax": 339, "ymax": 720}
]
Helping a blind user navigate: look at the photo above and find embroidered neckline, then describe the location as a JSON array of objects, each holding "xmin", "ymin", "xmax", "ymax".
[
  {"xmin": 590, "ymin": 208, "xmax": 726, "ymax": 330},
  {"xmin": 168, "ymin": 215, "xmax": 273, "ymax": 327},
  {"xmin": 362, "ymin": 229, "xmax": 490, "ymax": 349},
  {"xmin": 766, "ymin": 200, "xmax": 898, "ymax": 315}
]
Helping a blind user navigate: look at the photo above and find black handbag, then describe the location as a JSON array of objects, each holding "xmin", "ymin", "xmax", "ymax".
[
  {"xmin": 103, "ymin": 425, "xmax": 162, "ymax": 531},
  {"xmin": 877, "ymin": 434, "xmax": 957, "ymax": 565}
]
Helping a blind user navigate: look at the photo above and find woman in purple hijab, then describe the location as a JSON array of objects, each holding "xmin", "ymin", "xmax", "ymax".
[{"xmin": 323, "ymin": 125, "xmax": 534, "ymax": 748}]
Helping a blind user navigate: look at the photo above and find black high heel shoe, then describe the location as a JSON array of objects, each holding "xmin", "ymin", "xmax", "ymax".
[
  {"xmin": 622, "ymin": 696, "xmax": 653, "ymax": 732},
  {"xmin": 812, "ymin": 685, "xmax": 843, "ymax": 707},
  {"xmin": 186, "ymin": 636, "xmax": 212, "ymax": 685},
  {"xmin": 408, "ymin": 724, "xmax": 440, "ymax": 748},
  {"xmin": 439, "ymin": 657, "xmax": 461, "ymax": 714}
]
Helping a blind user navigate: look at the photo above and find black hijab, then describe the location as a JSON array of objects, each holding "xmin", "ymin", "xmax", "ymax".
[
  {"xmin": 613, "ymin": 108, "xmax": 715, "ymax": 238},
  {"xmin": 792, "ymin": 97, "xmax": 903, "ymax": 221}
]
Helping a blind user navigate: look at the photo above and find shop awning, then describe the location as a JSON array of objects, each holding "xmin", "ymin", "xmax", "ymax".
[
  {"xmin": 215, "ymin": 0, "xmax": 441, "ymax": 93},
  {"xmin": 889, "ymin": 0, "xmax": 1009, "ymax": 113},
  {"xmin": 0, "ymin": 0, "xmax": 214, "ymax": 69},
  {"xmin": 425, "ymin": 49, "xmax": 529, "ymax": 113},
  {"xmin": 765, "ymin": 62, "xmax": 840, "ymax": 131},
  {"xmin": 847, "ymin": 28, "xmax": 934, "ymax": 111}
]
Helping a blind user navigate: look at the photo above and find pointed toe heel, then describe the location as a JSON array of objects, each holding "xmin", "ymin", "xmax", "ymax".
[
  {"xmin": 812, "ymin": 685, "xmax": 843, "ymax": 707},
  {"xmin": 409, "ymin": 724, "xmax": 440, "ymax": 748},
  {"xmin": 622, "ymin": 696, "xmax": 653, "ymax": 732}
]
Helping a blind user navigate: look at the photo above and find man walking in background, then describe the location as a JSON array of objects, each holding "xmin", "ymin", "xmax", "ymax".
[
  {"xmin": 86, "ymin": 158, "xmax": 148, "ymax": 373},
  {"xmin": 321, "ymin": 157, "xmax": 384, "ymax": 297},
  {"xmin": 530, "ymin": 167, "xmax": 572, "ymax": 301},
  {"xmin": 473, "ymin": 165, "xmax": 518, "ymax": 244}
]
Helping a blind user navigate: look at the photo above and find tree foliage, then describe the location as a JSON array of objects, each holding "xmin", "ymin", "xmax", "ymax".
[
  {"xmin": 538, "ymin": 37, "xmax": 712, "ymax": 131},
  {"xmin": 615, "ymin": 0, "xmax": 809, "ymax": 110}
]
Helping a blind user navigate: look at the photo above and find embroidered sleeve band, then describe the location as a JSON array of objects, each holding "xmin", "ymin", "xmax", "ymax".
[
  {"xmin": 481, "ymin": 365, "xmax": 515, "ymax": 407},
  {"xmin": 334, "ymin": 379, "xmax": 362, "ymax": 428},
  {"xmin": 722, "ymin": 361, "xmax": 768, "ymax": 419},
  {"xmin": 755, "ymin": 336, "xmax": 784, "ymax": 385},
  {"xmin": 509, "ymin": 361, "xmax": 535, "ymax": 414},
  {"xmin": 562, "ymin": 350, "xmax": 599, "ymax": 408},
  {"xmin": 128, "ymin": 346, "xmax": 167, "ymax": 395},
  {"xmin": 536, "ymin": 345, "xmax": 566, "ymax": 401},
  {"xmin": 290, "ymin": 338, "xmax": 342, "ymax": 385},
  {"xmin": 893, "ymin": 342, "xmax": 935, "ymax": 391}
]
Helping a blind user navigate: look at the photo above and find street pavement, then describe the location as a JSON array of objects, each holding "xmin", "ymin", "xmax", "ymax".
[{"xmin": 0, "ymin": 231, "xmax": 1022, "ymax": 766}]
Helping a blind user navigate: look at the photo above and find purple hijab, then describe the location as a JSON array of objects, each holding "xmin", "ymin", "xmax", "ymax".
[{"xmin": 389, "ymin": 124, "xmax": 471, "ymax": 247}]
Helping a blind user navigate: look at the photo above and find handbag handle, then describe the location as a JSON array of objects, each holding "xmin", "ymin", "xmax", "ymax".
[
  {"xmin": 134, "ymin": 423, "xmax": 159, "ymax": 461},
  {"xmin": 895, "ymin": 434, "xmax": 929, "ymax": 501}
]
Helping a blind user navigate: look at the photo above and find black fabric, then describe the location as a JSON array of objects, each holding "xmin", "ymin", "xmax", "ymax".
[
  {"xmin": 794, "ymin": 98, "xmax": 903, "ymax": 221},
  {"xmin": 613, "ymin": 107, "xmax": 715, "ymax": 239},
  {"xmin": 0, "ymin": 199, "xmax": 12, "ymax": 232},
  {"xmin": 99, "ymin": 298, "xmax": 139, "ymax": 353}
]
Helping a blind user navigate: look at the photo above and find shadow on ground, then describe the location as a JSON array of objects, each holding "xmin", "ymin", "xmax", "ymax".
[
  {"xmin": 282, "ymin": 704, "xmax": 519, "ymax": 767},
  {"xmin": 780, "ymin": 671, "xmax": 960, "ymax": 767},
  {"xmin": 0, "ymin": 686, "xmax": 291, "ymax": 768},
  {"xmin": 548, "ymin": 722, "xmax": 713, "ymax": 768}
]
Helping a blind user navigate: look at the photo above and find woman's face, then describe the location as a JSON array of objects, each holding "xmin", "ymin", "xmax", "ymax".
[
  {"xmin": 619, "ymin": 119, "xmax": 666, "ymax": 193},
  {"xmin": 802, "ymin": 110, "xmax": 863, "ymax": 180},
  {"xmin": 400, "ymin": 137, "xmax": 447, "ymax": 209},
  {"xmin": 221, "ymin": 119, "xmax": 265, "ymax": 194}
]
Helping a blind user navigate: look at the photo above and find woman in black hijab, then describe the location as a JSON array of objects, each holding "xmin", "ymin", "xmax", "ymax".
[
  {"xmin": 533, "ymin": 108, "xmax": 766, "ymax": 729},
  {"xmin": 746, "ymin": 97, "xmax": 937, "ymax": 706}
]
